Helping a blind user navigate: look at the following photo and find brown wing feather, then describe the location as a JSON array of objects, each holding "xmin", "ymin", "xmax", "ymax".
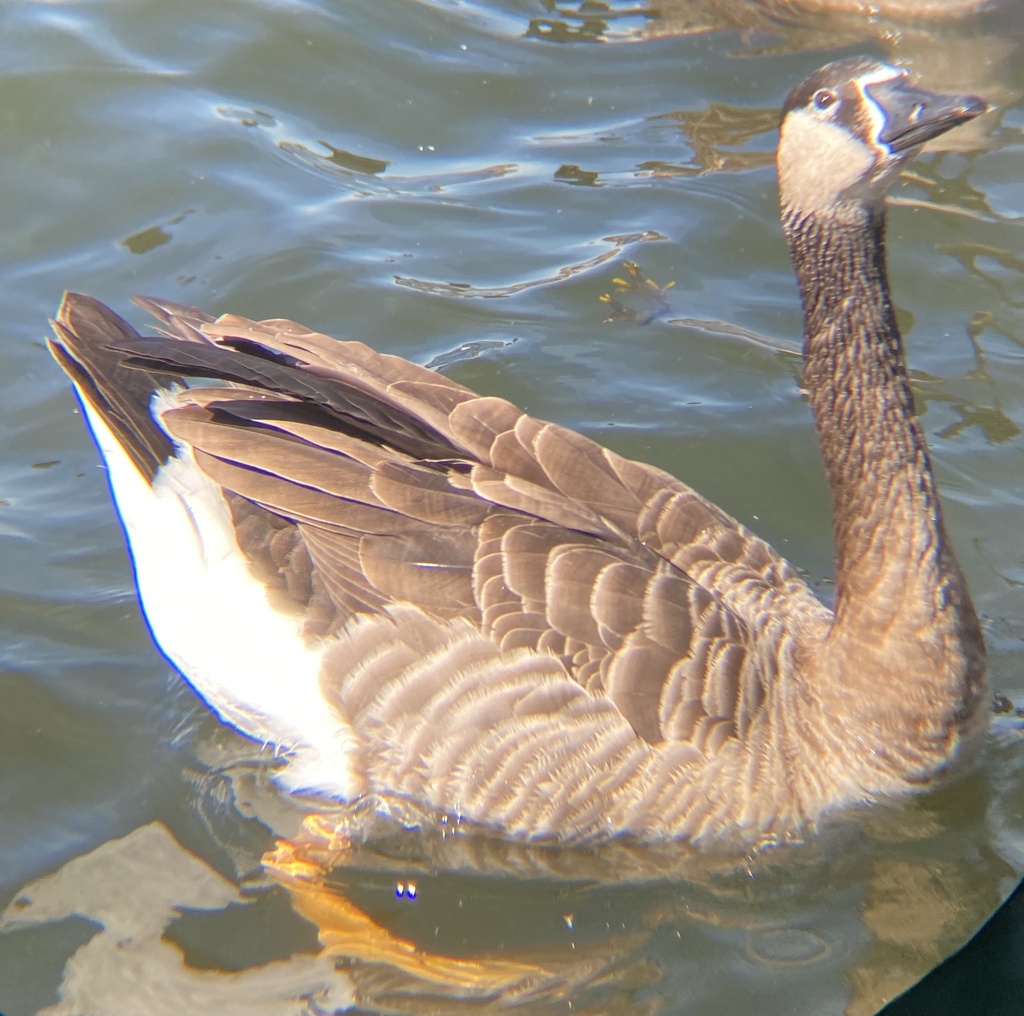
[
  {"xmin": 48, "ymin": 292, "xmax": 843, "ymax": 839},
  {"xmin": 48, "ymin": 295, "xmax": 178, "ymax": 481},
  {"xmin": 53, "ymin": 294, "xmax": 834, "ymax": 839},
  {"xmin": 117, "ymin": 303, "xmax": 831, "ymax": 757}
]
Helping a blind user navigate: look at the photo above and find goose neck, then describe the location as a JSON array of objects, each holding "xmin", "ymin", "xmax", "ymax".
[{"xmin": 783, "ymin": 204, "xmax": 984, "ymax": 758}]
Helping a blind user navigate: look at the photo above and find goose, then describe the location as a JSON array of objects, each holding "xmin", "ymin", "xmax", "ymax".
[{"xmin": 49, "ymin": 57, "xmax": 988, "ymax": 849}]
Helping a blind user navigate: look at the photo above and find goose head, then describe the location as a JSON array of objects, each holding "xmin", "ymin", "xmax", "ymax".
[{"xmin": 777, "ymin": 56, "xmax": 987, "ymax": 219}]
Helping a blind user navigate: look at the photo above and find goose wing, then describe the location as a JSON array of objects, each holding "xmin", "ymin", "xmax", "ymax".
[
  {"xmin": 128, "ymin": 299, "xmax": 828, "ymax": 740},
  {"xmin": 51, "ymin": 294, "xmax": 830, "ymax": 840}
]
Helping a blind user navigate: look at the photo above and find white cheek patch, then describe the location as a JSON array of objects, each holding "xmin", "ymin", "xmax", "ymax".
[
  {"xmin": 778, "ymin": 109, "xmax": 875, "ymax": 215},
  {"xmin": 854, "ymin": 64, "xmax": 907, "ymax": 153}
]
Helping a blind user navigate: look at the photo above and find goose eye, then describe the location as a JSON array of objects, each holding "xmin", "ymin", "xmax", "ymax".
[{"xmin": 813, "ymin": 89, "xmax": 837, "ymax": 111}]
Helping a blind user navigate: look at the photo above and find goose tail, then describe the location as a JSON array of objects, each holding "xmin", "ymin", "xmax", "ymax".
[
  {"xmin": 49, "ymin": 293, "xmax": 348, "ymax": 779},
  {"xmin": 47, "ymin": 292, "xmax": 199, "ymax": 482}
]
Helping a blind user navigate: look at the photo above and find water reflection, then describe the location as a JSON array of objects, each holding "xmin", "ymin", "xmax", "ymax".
[
  {"xmin": 881, "ymin": 872, "xmax": 1024, "ymax": 1014},
  {"xmin": 179, "ymin": 678, "xmax": 1024, "ymax": 1016},
  {"xmin": 0, "ymin": 823, "xmax": 354, "ymax": 1016},
  {"xmin": 395, "ymin": 237, "xmax": 633, "ymax": 299},
  {"xmin": 526, "ymin": 1, "xmax": 654, "ymax": 44},
  {"xmin": 9, "ymin": 709, "xmax": 1024, "ymax": 1015},
  {"xmin": 213, "ymin": 774, "xmax": 1022, "ymax": 1016},
  {"xmin": 602, "ymin": 260, "xmax": 797, "ymax": 353},
  {"xmin": 4, "ymin": 759, "xmax": 1020, "ymax": 1016},
  {"xmin": 643, "ymin": 106, "xmax": 779, "ymax": 178},
  {"xmin": 529, "ymin": 0, "xmax": 1019, "ymax": 154}
]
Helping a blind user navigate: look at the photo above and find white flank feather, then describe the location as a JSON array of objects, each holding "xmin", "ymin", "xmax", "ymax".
[{"xmin": 75, "ymin": 387, "xmax": 362, "ymax": 801}]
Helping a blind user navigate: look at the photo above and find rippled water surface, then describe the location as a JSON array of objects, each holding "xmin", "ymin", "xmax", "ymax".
[{"xmin": 2, "ymin": 2, "xmax": 1024, "ymax": 1014}]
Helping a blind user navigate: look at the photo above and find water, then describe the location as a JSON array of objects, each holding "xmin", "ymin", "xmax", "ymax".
[{"xmin": 1, "ymin": 1, "xmax": 1023, "ymax": 1013}]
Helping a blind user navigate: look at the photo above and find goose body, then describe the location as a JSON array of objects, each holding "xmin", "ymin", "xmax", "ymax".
[{"xmin": 49, "ymin": 58, "xmax": 988, "ymax": 848}]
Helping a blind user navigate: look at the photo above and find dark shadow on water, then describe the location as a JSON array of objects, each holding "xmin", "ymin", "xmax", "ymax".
[{"xmin": 882, "ymin": 876, "xmax": 1024, "ymax": 1016}]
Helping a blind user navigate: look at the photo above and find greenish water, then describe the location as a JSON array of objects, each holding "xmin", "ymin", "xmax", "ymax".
[{"xmin": 1, "ymin": 1, "xmax": 1022, "ymax": 1014}]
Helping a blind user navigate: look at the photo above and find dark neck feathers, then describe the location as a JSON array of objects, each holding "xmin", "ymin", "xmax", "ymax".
[{"xmin": 782, "ymin": 201, "xmax": 983, "ymax": 710}]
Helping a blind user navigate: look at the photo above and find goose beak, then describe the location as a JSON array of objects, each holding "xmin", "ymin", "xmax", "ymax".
[{"xmin": 868, "ymin": 77, "xmax": 989, "ymax": 154}]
